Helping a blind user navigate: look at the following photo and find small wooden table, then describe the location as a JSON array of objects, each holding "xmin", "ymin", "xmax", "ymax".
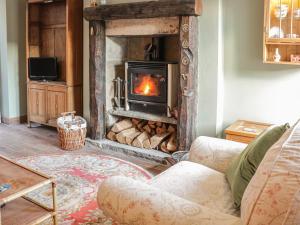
[
  {"xmin": 225, "ymin": 120, "xmax": 272, "ymax": 144},
  {"xmin": 0, "ymin": 156, "xmax": 57, "ymax": 225}
]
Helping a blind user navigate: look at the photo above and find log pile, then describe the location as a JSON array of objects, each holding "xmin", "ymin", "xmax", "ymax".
[{"xmin": 107, "ymin": 118, "xmax": 178, "ymax": 153}]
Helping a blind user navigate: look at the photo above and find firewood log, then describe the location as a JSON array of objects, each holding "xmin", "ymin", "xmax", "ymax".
[
  {"xmin": 143, "ymin": 138, "xmax": 151, "ymax": 149},
  {"xmin": 150, "ymin": 129, "xmax": 156, "ymax": 136},
  {"xmin": 111, "ymin": 119, "xmax": 133, "ymax": 133},
  {"xmin": 150, "ymin": 132, "xmax": 171, "ymax": 149},
  {"xmin": 167, "ymin": 125, "xmax": 176, "ymax": 133},
  {"xmin": 137, "ymin": 121, "xmax": 147, "ymax": 131},
  {"xmin": 132, "ymin": 118, "xmax": 141, "ymax": 126},
  {"xmin": 125, "ymin": 130, "xmax": 141, "ymax": 145},
  {"xmin": 143, "ymin": 125, "xmax": 152, "ymax": 134},
  {"xmin": 107, "ymin": 131, "xmax": 117, "ymax": 141},
  {"xmin": 116, "ymin": 128, "xmax": 136, "ymax": 144},
  {"xmin": 156, "ymin": 122, "xmax": 162, "ymax": 127},
  {"xmin": 132, "ymin": 131, "xmax": 149, "ymax": 148},
  {"xmin": 160, "ymin": 140, "xmax": 169, "ymax": 153},
  {"xmin": 156, "ymin": 124, "xmax": 167, "ymax": 135},
  {"xmin": 149, "ymin": 124, "xmax": 156, "ymax": 129},
  {"xmin": 166, "ymin": 133, "xmax": 177, "ymax": 152},
  {"xmin": 148, "ymin": 121, "xmax": 156, "ymax": 125}
]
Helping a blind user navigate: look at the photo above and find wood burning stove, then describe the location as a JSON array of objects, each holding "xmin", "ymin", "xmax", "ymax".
[{"xmin": 125, "ymin": 61, "xmax": 178, "ymax": 117}]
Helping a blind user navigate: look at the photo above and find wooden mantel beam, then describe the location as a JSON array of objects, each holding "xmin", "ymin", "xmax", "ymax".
[{"xmin": 83, "ymin": 0, "xmax": 202, "ymax": 21}]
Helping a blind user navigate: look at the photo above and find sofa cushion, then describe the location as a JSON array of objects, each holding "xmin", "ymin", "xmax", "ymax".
[
  {"xmin": 225, "ymin": 124, "xmax": 289, "ymax": 208},
  {"xmin": 241, "ymin": 121, "xmax": 300, "ymax": 225},
  {"xmin": 149, "ymin": 161, "xmax": 239, "ymax": 216}
]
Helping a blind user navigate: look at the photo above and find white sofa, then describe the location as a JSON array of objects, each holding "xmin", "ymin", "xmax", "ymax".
[{"xmin": 98, "ymin": 122, "xmax": 300, "ymax": 225}]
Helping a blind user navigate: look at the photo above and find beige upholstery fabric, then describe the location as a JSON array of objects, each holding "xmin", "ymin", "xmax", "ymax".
[
  {"xmin": 241, "ymin": 122, "xmax": 300, "ymax": 225},
  {"xmin": 98, "ymin": 176, "xmax": 241, "ymax": 225},
  {"xmin": 150, "ymin": 161, "xmax": 239, "ymax": 216},
  {"xmin": 189, "ymin": 136, "xmax": 247, "ymax": 173},
  {"xmin": 282, "ymin": 189, "xmax": 300, "ymax": 225},
  {"xmin": 97, "ymin": 128, "xmax": 300, "ymax": 225}
]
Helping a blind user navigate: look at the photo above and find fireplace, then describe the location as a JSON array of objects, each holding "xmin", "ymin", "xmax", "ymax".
[
  {"xmin": 125, "ymin": 61, "xmax": 178, "ymax": 117},
  {"xmin": 84, "ymin": 0, "xmax": 200, "ymax": 162}
]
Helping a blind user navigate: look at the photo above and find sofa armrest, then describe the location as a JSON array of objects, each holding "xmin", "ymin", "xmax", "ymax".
[
  {"xmin": 98, "ymin": 176, "xmax": 241, "ymax": 225},
  {"xmin": 189, "ymin": 136, "xmax": 247, "ymax": 173},
  {"xmin": 282, "ymin": 189, "xmax": 300, "ymax": 225}
]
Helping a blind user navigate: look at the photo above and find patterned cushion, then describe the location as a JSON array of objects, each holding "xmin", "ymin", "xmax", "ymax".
[
  {"xmin": 241, "ymin": 121, "xmax": 300, "ymax": 225},
  {"xmin": 150, "ymin": 161, "xmax": 239, "ymax": 216}
]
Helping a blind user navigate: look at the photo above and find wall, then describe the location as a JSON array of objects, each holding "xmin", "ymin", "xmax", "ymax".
[
  {"xmin": 0, "ymin": 0, "xmax": 10, "ymax": 120},
  {"xmin": 223, "ymin": 0, "xmax": 300, "ymax": 128},
  {"xmin": 83, "ymin": 0, "xmax": 300, "ymax": 135},
  {"xmin": 0, "ymin": 0, "xmax": 27, "ymax": 122},
  {"xmin": 197, "ymin": 0, "xmax": 224, "ymax": 136}
]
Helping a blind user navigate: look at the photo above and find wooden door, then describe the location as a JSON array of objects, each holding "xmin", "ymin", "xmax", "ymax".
[
  {"xmin": 47, "ymin": 90, "xmax": 66, "ymax": 124},
  {"xmin": 28, "ymin": 88, "xmax": 47, "ymax": 123}
]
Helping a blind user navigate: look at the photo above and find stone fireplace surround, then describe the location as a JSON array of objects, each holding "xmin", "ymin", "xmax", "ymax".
[{"xmin": 83, "ymin": 0, "xmax": 202, "ymax": 163}]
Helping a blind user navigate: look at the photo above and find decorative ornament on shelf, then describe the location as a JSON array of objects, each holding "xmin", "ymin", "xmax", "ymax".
[
  {"xmin": 290, "ymin": 54, "xmax": 300, "ymax": 63},
  {"xmin": 274, "ymin": 4, "xmax": 289, "ymax": 18},
  {"xmin": 269, "ymin": 26, "xmax": 284, "ymax": 38},
  {"xmin": 294, "ymin": 8, "xmax": 300, "ymax": 19},
  {"xmin": 90, "ymin": 0, "xmax": 97, "ymax": 7},
  {"xmin": 273, "ymin": 48, "xmax": 281, "ymax": 62}
]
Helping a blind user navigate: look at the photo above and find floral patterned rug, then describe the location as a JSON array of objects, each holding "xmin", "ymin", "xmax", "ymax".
[{"xmin": 17, "ymin": 154, "xmax": 153, "ymax": 225}]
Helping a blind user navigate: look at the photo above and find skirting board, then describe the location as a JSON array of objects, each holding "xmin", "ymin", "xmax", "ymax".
[{"xmin": 1, "ymin": 115, "xmax": 27, "ymax": 125}]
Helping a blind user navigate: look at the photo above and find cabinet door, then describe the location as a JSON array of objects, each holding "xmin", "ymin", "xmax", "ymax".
[
  {"xmin": 29, "ymin": 88, "xmax": 47, "ymax": 123},
  {"xmin": 47, "ymin": 91, "xmax": 66, "ymax": 123}
]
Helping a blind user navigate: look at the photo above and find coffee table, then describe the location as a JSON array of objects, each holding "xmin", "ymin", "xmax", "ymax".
[{"xmin": 0, "ymin": 155, "xmax": 57, "ymax": 225}]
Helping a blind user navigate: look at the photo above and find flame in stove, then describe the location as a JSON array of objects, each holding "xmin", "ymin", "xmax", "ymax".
[
  {"xmin": 134, "ymin": 75, "xmax": 159, "ymax": 96},
  {"xmin": 143, "ymin": 84, "xmax": 151, "ymax": 95}
]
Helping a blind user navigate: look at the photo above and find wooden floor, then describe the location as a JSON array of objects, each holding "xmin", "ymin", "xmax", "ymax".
[{"xmin": 0, "ymin": 124, "xmax": 166, "ymax": 175}]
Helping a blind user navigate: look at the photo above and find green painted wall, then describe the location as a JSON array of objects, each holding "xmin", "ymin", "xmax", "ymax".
[
  {"xmin": 223, "ymin": 0, "xmax": 300, "ymax": 128},
  {"xmin": 0, "ymin": 0, "xmax": 27, "ymax": 121}
]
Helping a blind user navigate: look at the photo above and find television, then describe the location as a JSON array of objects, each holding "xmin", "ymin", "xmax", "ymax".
[{"xmin": 28, "ymin": 57, "xmax": 58, "ymax": 81}]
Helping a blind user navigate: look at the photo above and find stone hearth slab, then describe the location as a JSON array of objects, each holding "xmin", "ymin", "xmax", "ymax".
[{"xmin": 86, "ymin": 138, "xmax": 170, "ymax": 164}]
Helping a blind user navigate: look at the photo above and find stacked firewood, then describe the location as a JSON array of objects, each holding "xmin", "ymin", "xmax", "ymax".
[{"xmin": 107, "ymin": 118, "xmax": 177, "ymax": 153}]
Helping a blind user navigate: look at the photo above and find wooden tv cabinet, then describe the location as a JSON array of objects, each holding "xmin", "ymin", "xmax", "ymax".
[{"xmin": 26, "ymin": 0, "xmax": 83, "ymax": 128}]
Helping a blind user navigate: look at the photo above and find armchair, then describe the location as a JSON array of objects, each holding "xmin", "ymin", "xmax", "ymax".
[
  {"xmin": 98, "ymin": 136, "xmax": 245, "ymax": 225},
  {"xmin": 98, "ymin": 121, "xmax": 300, "ymax": 225}
]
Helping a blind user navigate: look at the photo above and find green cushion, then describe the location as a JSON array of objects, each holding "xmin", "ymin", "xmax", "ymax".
[{"xmin": 225, "ymin": 123, "xmax": 290, "ymax": 208}]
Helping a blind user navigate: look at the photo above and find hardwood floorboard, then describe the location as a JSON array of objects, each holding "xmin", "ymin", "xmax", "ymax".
[{"xmin": 0, "ymin": 124, "xmax": 167, "ymax": 175}]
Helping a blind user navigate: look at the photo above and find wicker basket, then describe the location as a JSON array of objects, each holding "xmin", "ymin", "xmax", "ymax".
[{"xmin": 57, "ymin": 112, "xmax": 87, "ymax": 151}]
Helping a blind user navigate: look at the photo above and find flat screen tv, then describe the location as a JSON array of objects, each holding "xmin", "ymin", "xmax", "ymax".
[{"xmin": 28, "ymin": 57, "xmax": 58, "ymax": 81}]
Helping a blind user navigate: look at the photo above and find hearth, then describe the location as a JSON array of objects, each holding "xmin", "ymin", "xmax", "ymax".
[{"xmin": 125, "ymin": 61, "xmax": 178, "ymax": 117}]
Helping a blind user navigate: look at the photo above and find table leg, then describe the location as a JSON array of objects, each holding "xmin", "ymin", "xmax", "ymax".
[{"xmin": 52, "ymin": 182, "xmax": 57, "ymax": 225}]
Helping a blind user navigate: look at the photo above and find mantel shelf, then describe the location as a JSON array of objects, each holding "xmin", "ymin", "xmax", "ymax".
[{"xmin": 83, "ymin": 0, "xmax": 202, "ymax": 21}]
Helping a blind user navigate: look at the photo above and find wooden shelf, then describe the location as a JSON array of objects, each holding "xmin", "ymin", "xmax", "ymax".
[
  {"xmin": 2, "ymin": 197, "xmax": 53, "ymax": 225},
  {"xmin": 264, "ymin": 0, "xmax": 300, "ymax": 65},
  {"xmin": 264, "ymin": 60, "xmax": 300, "ymax": 66},
  {"xmin": 266, "ymin": 38, "xmax": 300, "ymax": 45},
  {"xmin": 109, "ymin": 109, "xmax": 177, "ymax": 125}
]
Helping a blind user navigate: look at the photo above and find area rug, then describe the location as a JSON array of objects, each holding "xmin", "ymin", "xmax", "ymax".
[{"xmin": 17, "ymin": 154, "xmax": 153, "ymax": 225}]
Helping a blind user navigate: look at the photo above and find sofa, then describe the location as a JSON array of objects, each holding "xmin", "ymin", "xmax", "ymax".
[{"xmin": 98, "ymin": 121, "xmax": 300, "ymax": 225}]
